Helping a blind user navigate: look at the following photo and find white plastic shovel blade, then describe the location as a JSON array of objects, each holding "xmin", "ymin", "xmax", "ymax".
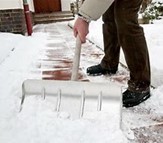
[{"xmin": 20, "ymin": 79, "xmax": 122, "ymax": 126}]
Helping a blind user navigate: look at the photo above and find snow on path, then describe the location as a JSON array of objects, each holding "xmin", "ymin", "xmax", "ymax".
[
  {"xmin": 0, "ymin": 23, "xmax": 127, "ymax": 143},
  {"xmin": 0, "ymin": 20, "xmax": 163, "ymax": 143}
]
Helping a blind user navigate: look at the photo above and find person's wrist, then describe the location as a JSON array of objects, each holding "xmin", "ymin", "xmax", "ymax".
[{"xmin": 78, "ymin": 13, "xmax": 91, "ymax": 23}]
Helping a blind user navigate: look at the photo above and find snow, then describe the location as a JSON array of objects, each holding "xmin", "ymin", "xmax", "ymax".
[{"xmin": 0, "ymin": 17, "xmax": 163, "ymax": 142}]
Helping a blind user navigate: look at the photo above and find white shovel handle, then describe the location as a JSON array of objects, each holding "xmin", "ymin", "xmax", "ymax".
[{"xmin": 71, "ymin": 35, "xmax": 82, "ymax": 81}]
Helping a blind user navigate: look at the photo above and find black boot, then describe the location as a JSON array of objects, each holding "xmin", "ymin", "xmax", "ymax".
[
  {"xmin": 86, "ymin": 64, "xmax": 117, "ymax": 75},
  {"xmin": 123, "ymin": 89, "xmax": 151, "ymax": 107}
]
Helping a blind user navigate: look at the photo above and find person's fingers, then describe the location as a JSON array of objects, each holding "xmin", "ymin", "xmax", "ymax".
[
  {"xmin": 78, "ymin": 33, "xmax": 86, "ymax": 43},
  {"xmin": 73, "ymin": 27, "xmax": 86, "ymax": 43},
  {"xmin": 73, "ymin": 28, "xmax": 78, "ymax": 38}
]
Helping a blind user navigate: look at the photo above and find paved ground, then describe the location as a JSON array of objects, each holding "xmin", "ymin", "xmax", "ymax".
[
  {"xmin": 34, "ymin": 22, "xmax": 97, "ymax": 81},
  {"xmin": 32, "ymin": 22, "xmax": 163, "ymax": 143}
]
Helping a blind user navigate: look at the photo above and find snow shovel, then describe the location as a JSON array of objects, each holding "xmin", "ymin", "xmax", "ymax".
[
  {"xmin": 20, "ymin": 35, "xmax": 122, "ymax": 122},
  {"xmin": 71, "ymin": 35, "xmax": 82, "ymax": 81}
]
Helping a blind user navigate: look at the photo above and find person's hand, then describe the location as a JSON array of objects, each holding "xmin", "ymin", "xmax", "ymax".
[{"xmin": 73, "ymin": 17, "xmax": 89, "ymax": 43}]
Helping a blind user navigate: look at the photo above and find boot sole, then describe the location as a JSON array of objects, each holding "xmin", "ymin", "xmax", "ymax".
[
  {"xmin": 123, "ymin": 93, "xmax": 151, "ymax": 108},
  {"xmin": 87, "ymin": 71, "xmax": 117, "ymax": 76}
]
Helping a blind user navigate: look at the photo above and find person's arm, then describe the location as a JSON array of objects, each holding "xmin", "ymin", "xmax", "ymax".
[
  {"xmin": 79, "ymin": 0, "xmax": 114, "ymax": 21},
  {"xmin": 73, "ymin": 0, "xmax": 114, "ymax": 43}
]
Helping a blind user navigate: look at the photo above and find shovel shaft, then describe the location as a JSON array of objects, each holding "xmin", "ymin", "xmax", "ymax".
[{"xmin": 71, "ymin": 35, "xmax": 82, "ymax": 81}]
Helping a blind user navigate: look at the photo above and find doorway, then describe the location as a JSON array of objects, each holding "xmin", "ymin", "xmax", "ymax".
[{"xmin": 33, "ymin": 0, "xmax": 61, "ymax": 13}]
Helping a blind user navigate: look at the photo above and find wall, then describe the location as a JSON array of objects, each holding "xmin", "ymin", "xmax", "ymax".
[
  {"xmin": 0, "ymin": 0, "xmax": 34, "ymax": 34},
  {"xmin": 61, "ymin": 0, "xmax": 71, "ymax": 11},
  {"xmin": 0, "ymin": 0, "xmax": 22, "ymax": 9},
  {"xmin": 0, "ymin": 9, "xmax": 26, "ymax": 34},
  {"xmin": 27, "ymin": 0, "xmax": 34, "ymax": 12},
  {"xmin": 0, "ymin": 0, "xmax": 34, "ymax": 11}
]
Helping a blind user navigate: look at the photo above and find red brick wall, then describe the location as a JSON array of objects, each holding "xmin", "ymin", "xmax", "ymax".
[{"xmin": 0, "ymin": 9, "xmax": 28, "ymax": 34}]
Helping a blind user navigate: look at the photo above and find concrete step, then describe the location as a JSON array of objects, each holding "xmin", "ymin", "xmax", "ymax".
[
  {"xmin": 34, "ymin": 11, "xmax": 74, "ymax": 18},
  {"xmin": 34, "ymin": 11, "xmax": 74, "ymax": 24},
  {"xmin": 34, "ymin": 17, "xmax": 74, "ymax": 24}
]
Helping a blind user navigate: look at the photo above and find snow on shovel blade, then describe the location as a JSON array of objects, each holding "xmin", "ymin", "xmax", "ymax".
[{"xmin": 20, "ymin": 79, "xmax": 122, "ymax": 123}]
